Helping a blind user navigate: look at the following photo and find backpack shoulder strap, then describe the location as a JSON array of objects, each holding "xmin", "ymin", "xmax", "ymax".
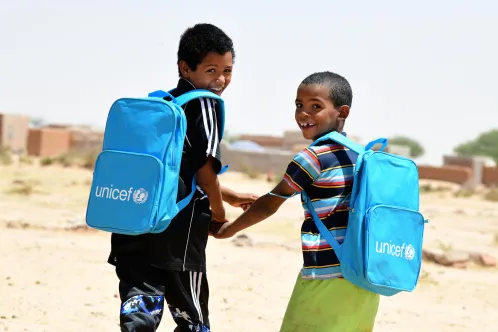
[
  {"xmin": 311, "ymin": 132, "xmax": 366, "ymax": 154},
  {"xmin": 302, "ymin": 191, "xmax": 343, "ymax": 260},
  {"xmin": 149, "ymin": 89, "xmax": 228, "ymax": 215},
  {"xmin": 147, "ymin": 89, "xmax": 222, "ymax": 106},
  {"xmin": 175, "ymin": 90, "xmax": 222, "ymax": 106},
  {"xmin": 313, "ymin": 131, "xmax": 389, "ymax": 153},
  {"xmin": 148, "ymin": 89, "xmax": 226, "ymax": 138},
  {"xmin": 148, "ymin": 90, "xmax": 177, "ymax": 101},
  {"xmin": 175, "ymin": 90, "xmax": 225, "ymax": 137}
]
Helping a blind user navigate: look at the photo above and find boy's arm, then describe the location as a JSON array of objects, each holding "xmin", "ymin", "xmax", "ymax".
[
  {"xmin": 220, "ymin": 186, "xmax": 258, "ymax": 209},
  {"xmin": 214, "ymin": 179, "xmax": 297, "ymax": 238},
  {"xmin": 220, "ymin": 186, "xmax": 237, "ymax": 205},
  {"xmin": 196, "ymin": 157, "xmax": 225, "ymax": 222},
  {"xmin": 213, "ymin": 146, "xmax": 322, "ymax": 239},
  {"xmin": 186, "ymin": 97, "xmax": 225, "ymax": 220},
  {"xmin": 186, "ymin": 98, "xmax": 258, "ymax": 212}
]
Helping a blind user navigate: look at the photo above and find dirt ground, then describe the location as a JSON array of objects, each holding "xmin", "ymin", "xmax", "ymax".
[{"xmin": 1, "ymin": 164, "xmax": 497, "ymax": 332}]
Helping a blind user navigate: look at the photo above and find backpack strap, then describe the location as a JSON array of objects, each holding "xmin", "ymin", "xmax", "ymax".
[
  {"xmin": 147, "ymin": 89, "xmax": 225, "ymax": 136},
  {"xmin": 148, "ymin": 90, "xmax": 177, "ymax": 102},
  {"xmin": 302, "ymin": 132, "xmax": 388, "ymax": 261},
  {"xmin": 148, "ymin": 89, "xmax": 229, "ymax": 212},
  {"xmin": 175, "ymin": 90, "xmax": 221, "ymax": 106},
  {"xmin": 312, "ymin": 132, "xmax": 389, "ymax": 153},
  {"xmin": 302, "ymin": 191, "xmax": 344, "ymax": 260},
  {"xmin": 311, "ymin": 132, "xmax": 366, "ymax": 154},
  {"xmin": 176, "ymin": 175, "xmax": 198, "ymax": 212},
  {"xmin": 175, "ymin": 90, "xmax": 226, "ymax": 136}
]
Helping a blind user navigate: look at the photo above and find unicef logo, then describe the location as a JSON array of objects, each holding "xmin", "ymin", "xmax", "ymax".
[
  {"xmin": 404, "ymin": 244, "xmax": 415, "ymax": 261},
  {"xmin": 132, "ymin": 188, "xmax": 148, "ymax": 204}
]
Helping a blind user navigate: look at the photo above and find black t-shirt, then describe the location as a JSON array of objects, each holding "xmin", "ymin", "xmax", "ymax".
[{"xmin": 108, "ymin": 78, "xmax": 223, "ymax": 272}]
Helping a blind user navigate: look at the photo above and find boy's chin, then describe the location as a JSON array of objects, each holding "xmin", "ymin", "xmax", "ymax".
[
  {"xmin": 210, "ymin": 90, "xmax": 223, "ymax": 96},
  {"xmin": 300, "ymin": 131, "xmax": 316, "ymax": 140}
]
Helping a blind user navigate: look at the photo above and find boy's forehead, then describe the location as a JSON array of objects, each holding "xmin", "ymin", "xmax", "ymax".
[
  {"xmin": 296, "ymin": 84, "xmax": 329, "ymax": 100},
  {"xmin": 199, "ymin": 51, "xmax": 233, "ymax": 66}
]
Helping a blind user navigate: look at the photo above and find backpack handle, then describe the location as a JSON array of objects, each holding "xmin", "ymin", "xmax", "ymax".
[
  {"xmin": 365, "ymin": 138, "xmax": 388, "ymax": 152},
  {"xmin": 148, "ymin": 90, "xmax": 178, "ymax": 103}
]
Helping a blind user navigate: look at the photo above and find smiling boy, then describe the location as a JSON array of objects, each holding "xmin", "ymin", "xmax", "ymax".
[
  {"xmin": 108, "ymin": 23, "xmax": 257, "ymax": 332},
  {"xmin": 215, "ymin": 71, "xmax": 380, "ymax": 331}
]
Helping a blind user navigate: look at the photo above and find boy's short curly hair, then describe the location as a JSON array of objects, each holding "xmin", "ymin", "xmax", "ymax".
[
  {"xmin": 177, "ymin": 23, "xmax": 235, "ymax": 76},
  {"xmin": 301, "ymin": 71, "xmax": 353, "ymax": 108}
]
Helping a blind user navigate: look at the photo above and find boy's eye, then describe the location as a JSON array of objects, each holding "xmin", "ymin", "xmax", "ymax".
[
  {"xmin": 312, "ymin": 104, "xmax": 321, "ymax": 110},
  {"xmin": 206, "ymin": 68, "xmax": 216, "ymax": 73},
  {"xmin": 224, "ymin": 69, "xmax": 232, "ymax": 73},
  {"xmin": 295, "ymin": 103, "xmax": 303, "ymax": 108}
]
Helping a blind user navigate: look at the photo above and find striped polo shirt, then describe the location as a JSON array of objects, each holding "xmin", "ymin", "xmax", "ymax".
[{"xmin": 283, "ymin": 132, "xmax": 358, "ymax": 280}]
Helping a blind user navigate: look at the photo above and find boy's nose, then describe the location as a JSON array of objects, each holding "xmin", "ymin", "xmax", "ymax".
[
  {"xmin": 297, "ymin": 110, "xmax": 311, "ymax": 118},
  {"xmin": 216, "ymin": 75, "xmax": 225, "ymax": 85}
]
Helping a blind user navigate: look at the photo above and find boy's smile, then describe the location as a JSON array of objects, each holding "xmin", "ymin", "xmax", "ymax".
[
  {"xmin": 295, "ymin": 84, "xmax": 349, "ymax": 141},
  {"xmin": 179, "ymin": 51, "xmax": 233, "ymax": 96}
]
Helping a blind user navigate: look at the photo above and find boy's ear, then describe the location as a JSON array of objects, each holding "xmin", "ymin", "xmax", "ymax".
[
  {"xmin": 179, "ymin": 60, "xmax": 191, "ymax": 78},
  {"xmin": 338, "ymin": 105, "xmax": 350, "ymax": 120}
]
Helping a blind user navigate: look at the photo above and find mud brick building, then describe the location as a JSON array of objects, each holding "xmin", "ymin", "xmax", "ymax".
[{"xmin": 0, "ymin": 113, "xmax": 30, "ymax": 154}]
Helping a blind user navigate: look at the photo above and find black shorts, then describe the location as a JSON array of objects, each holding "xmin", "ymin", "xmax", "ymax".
[{"xmin": 117, "ymin": 264, "xmax": 210, "ymax": 332}]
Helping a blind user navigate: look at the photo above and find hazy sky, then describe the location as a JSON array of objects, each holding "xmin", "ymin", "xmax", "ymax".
[{"xmin": 1, "ymin": 0, "xmax": 497, "ymax": 165}]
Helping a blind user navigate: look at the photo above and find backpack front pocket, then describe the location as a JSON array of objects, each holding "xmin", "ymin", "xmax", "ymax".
[
  {"xmin": 364, "ymin": 205, "xmax": 425, "ymax": 292},
  {"xmin": 86, "ymin": 150, "xmax": 163, "ymax": 235}
]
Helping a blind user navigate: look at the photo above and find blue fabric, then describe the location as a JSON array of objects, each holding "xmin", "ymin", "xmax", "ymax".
[
  {"xmin": 86, "ymin": 89, "xmax": 227, "ymax": 235},
  {"xmin": 302, "ymin": 131, "xmax": 428, "ymax": 296}
]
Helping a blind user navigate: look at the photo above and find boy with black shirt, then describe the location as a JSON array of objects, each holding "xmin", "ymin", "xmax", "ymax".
[{"xmin": 108, "ymin": 23, "xmax": 257, "ymax": 332}]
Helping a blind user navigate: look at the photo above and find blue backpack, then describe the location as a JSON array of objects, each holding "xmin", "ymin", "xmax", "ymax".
[
  {"xmin": 303, "ymin": 132, "xmax": 428, "ymax": 296},
  {"xmin": 85, "ymin": 89, "xmax": 227, "ymax": 235}
]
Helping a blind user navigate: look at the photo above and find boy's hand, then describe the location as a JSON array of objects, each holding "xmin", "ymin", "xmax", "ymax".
[
  {"xmin": 211, "ymin": 207, "xmax": 226, "ymax": 223},
  {"xmin": 229, "ymin": 193, "xmax": 259, "ymax": 210},
  {"xmin": 208, "ymin": 220, "xmax": 228, "ymax": 237},
  {"xmin": 208, "ymin": 206, "xmax": 228, "ymax": 237},
  {"xmin": 212, "ymin": 221, "xmax": 237, "ymax": 239}
]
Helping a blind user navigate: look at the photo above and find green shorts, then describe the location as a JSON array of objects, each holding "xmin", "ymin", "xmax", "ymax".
[{"xmin": 279, "ymin": 274, "xmax": 380, "ymax": 332}]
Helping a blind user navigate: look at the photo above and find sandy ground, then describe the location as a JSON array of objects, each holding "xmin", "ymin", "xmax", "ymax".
[{"xmin": 1, "ymin": 164, "xmax": 498, "ymax": 332}]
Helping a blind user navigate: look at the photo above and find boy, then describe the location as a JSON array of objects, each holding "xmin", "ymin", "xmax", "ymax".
[
  {"xmin": 108, "ymin": 23, "xmax": 257, "ymax": 332},
  {"xmin": 214, "ymin": 71, "xmax": 380, "ymax": 331}
]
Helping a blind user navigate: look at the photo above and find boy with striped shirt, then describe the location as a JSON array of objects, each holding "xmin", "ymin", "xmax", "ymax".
[{"xmin": 214, "ymin": 71, "xmax": 380, "ymax": 331}]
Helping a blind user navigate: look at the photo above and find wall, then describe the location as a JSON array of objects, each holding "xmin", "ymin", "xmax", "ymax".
[
  {"xmin": 221, "ymin": 144, "xmax": 482, "ymax": 186},
  {"xmin": 0, "ymin": 113, "xmax": 30, "ymax": 154},
  {"xmin": 443, "ymin": 155, "xmax": 498, "ymax": 187},
  {"xmin": 483, "ymin": 167, "xmax": 498, "ymax": 186},
  {"xmin": 417, "ymin": 165, "xmax": 473, "ymax": 185},
  {"xmin": 27, "ymin": 128, "xmax": 71, "ymax": 157},
  {"xmin": 220, "ymin": 143, "xmax": 293, "ymax": 174},
  {"xmin": 238, "ymin": 135, "xmax": 283, "ymax": 148},
  {"xmin": 282, "ymin": 131, "xmax": 312, "ymax": 150},
  {"xmin": 69, "ymin": 129, "xmax": 104, "ymax": 152},
  {"xmin": 443, "ymin": 155, "xmax": 474, "ymax": 168}
]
